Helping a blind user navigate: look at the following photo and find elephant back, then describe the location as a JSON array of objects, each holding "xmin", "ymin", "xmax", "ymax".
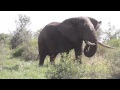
[{"xmin": 47, "ymin": 22, "xmax": 60, "ymax": 26}]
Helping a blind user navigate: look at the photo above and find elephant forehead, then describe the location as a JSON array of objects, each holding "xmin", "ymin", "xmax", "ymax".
[
  {"xmin": 84, "ymin": 21, "xmax": 94, "ymax": 30},
  {"xmin": 88, "ymin": 22, "xmax": 94, "ymax": 29},
  {"xmin": 79, "ymin": 17, "xmax": 94, "ymax": 26}
]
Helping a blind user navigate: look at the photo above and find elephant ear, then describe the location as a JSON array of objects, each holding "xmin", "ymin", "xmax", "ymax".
[
  {"xmin": 58, "ymin": 23, "xmax": 78, "ymax": 43},
  {"xmin": 95, "ymin": 21, "xmax": 102, "ymax": 30},
  {"xmin": 88, "ymin": 17, "xmax": 102, "ymax": 30}
]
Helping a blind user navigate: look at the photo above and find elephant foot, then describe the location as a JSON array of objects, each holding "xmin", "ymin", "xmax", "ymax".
[
  {"xmin": 76, "ymin": 55, "xmax": 82, "ymax": 64},
  {"xmin": 50, "ymin": 61, "xmax": 55, "ymax": 65},
  {"xmin": 77, "ymin": 59, "xmax": 82, "ymax": 64},
  {"xmin": 78, "ymin": 59, "xmax": 82, "ymax": 64},
  {"xmin": 39, "ymin": 64, "xmax": 43, "ymax": 67}
]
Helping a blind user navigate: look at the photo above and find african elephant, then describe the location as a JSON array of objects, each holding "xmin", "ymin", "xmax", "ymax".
[{"xmin": 38, "ymin": 16, "xmax": 114, "ymax": 66}]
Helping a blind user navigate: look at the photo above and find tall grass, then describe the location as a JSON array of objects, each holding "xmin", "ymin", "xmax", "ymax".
[
  {"xmin": 0, "ymin": 58, "xmax": 48, "ymax": 79},
  {"xmin": 45, "ymin": 52, "xmax": 112, "ymax": 79},
  {"xmin": 0, "ymin": 39, "xmax": 120, "ymax": 79}
]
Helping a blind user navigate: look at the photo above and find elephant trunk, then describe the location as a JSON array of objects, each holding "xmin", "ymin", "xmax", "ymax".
[
  {"xmin": 84, "ymin": 35, "xmax": 98, "ymax": 57},
  {"xmin": 84, "ymin": 44, "xmax": 98, "ymax": 57}
]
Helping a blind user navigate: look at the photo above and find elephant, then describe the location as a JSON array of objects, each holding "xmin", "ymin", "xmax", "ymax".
[{"xmin": 38, "ymin": 16, "xmax": 114, "ymax": 66}]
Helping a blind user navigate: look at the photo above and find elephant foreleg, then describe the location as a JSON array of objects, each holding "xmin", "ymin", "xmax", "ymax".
[{"xmin": 74, "ymin": 45, "xmax": 83, "ymax": 64}]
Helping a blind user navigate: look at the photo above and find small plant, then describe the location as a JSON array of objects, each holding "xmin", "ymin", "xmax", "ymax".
[
  {"xmin": 45, "ymin": 53, "xmax": 78, "ymax": 79},
  {"xmin": 107, "ymin": 39, "xmax": 120, "ymax": 47},
  {"xmin": 96, "ymin": 45, "xmax": 108, "ymax": 56},
  {"xmin": 13, "ymin": 46, "xmax": 24, "ymax": 57},
  {"xmin": 12, "ymin": 39, "xmax": 38, "ymax": 61}
]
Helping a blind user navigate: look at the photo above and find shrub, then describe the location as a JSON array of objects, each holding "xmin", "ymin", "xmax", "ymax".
[
  {"xmin": 21, "ymin": 41, "xmax": 38, "ymax": 61},
  {"xmin": 96, "ymin": 45, "xmax": 108, "ymax": 56},
  {"xmin": 13, "ymin": 46, "xmax": 24, "ymax": 57},
  {"xmin": 102, "ymin": 39, "xmax": 120, "ymax": 78},
  {"xmin": 45, "ymin": 53, "xmax": 79, "ymax": 79},
  {"xmin": 12, "ymin": 39, "xmax": 38, "ymax": 61},
  {"xmin": 0, "ymin": 43, "xmax": 11, "ymax": 60},
  {"xmin": 11, "ymin": 30, "xmax": 32, "ymax": 49},
  {"xmin": 107, "ymin": 39, "xmax": 120, "ymax": 47},
  {"xmin": 11, "ymin": 14, "xmax": 32, "ymax": 49},
  {"xmin": 45, "ymin": 52, "xmax": 112, "ymax": 79},
  {"xmin": 105, "ymin": 48, "xmax": 120, "ymax": 75},
  {"xmin": 0, "ymin": 33, "xmax": 11, "ymax": 60}
]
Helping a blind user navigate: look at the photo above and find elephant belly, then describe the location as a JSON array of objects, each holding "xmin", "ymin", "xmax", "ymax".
[
  {"xmin": 46, "ymin": 40, "xmax": 74, "ymax": 55},
  {"xmin": 57, "ymin": 39, "xmax": 75, "ymax": 53}
]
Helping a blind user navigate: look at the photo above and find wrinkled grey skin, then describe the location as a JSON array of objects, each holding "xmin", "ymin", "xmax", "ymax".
[{"xmin": 38, "ymin": 16, "xmax": 102, "ymax": 66}]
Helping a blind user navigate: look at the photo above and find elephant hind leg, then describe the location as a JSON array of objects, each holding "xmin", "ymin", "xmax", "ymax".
[
  {"xmin": 50, "ymin": 53, "xmax": 57, "ymax": 65},
  {"xmin": 39, "ymin": 54, "xmax": 46, "ymax": 66}
]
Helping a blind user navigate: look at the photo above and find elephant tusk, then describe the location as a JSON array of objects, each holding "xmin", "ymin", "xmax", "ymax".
[
  {"xmin": 85, "ymin": 41, "xmax": 96, "ymax": 46},
  {"xmin": 98, "ymin": 41, "xmax": 115, "ymax": 49}
]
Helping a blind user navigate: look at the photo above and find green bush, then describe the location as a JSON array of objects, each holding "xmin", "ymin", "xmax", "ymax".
[
  {"xmin": 0, "ymin": 43, "xmax": 11, "ymax": 60},
  {"xmin": 11, "ymin": 14, "xmax": 32, "ymax": 49},
  {"xmin": 12, "ymin": 39, "xmax": 38, "ymax": 61},
  {"xmin": 96, "ymin": 45, "xmax": 108, "ymax": 56},
  {"xmin": 11, "ymin": 30, "xmax": 32, "ymax": 49},
  {"xmin": 107, "ymin": 39, "xmax": 120, "ymax": 47},
  {"xmin": 45, "ymin": 53, "xmax": 78, "ymax": 79},
  {"xmin": 101, "ymin": 39, "xmax": 120, "ymax": 78},
  {"xmin": 21, "ymin": 41, "xmax": 38, "ymax": 61},
  {"xmin": 13, "ymin": 46, "xmax": 24, "ymax": 57},
  {"xmin": 45, "ymin": 53, "xmax": 111, "ymax": 79},
  {"xmin": 105, "ymin": 48, "xmax": 120, "ymax": 76}
]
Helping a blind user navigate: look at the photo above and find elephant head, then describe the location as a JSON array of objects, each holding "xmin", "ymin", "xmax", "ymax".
[
  {"xmin": 84, "ymin": 17, "xmax": 115, "ymax": 57},
  {"xmin": 58, "ymin": 16, "xmax": 114, "ymax": 58},
  {"xmin": 80, "ymin": 17, "xmax": 100, "ymax": 57},
  {"xmin": 58, "ymin": 17, "xmax": 100, "ymax": 57}
]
